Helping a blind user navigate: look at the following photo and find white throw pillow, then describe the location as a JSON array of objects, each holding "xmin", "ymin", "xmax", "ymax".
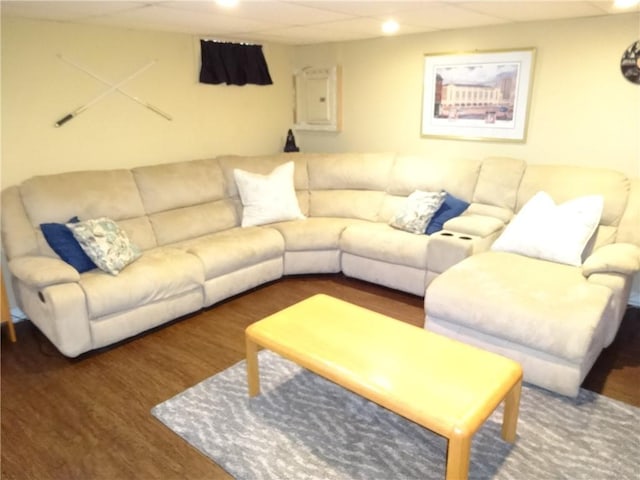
[
  {"xmin": 233, "ymin": 161, "xmax": 305, "ymax": 227},
  {"xmin": 390, "ymin": 190, "xmax": 446, "ymax": 234},
  {"xmin": 67, "ymin": 217, "xmax": 141, "ymax": 275},
  {"xmin": 491, "ymin": 191, "xmax": 604, "ymax": 266}
]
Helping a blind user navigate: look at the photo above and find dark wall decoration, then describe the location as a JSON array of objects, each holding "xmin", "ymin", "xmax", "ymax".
[
  {"xmin": 621, "ymin": 40, "xmax": 640, "ymax": 85},
  {"xmin": 199, "ymin": 40, "xmax": 273, "ymax": 86}
]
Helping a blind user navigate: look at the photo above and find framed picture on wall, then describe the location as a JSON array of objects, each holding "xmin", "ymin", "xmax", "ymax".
[{"xmin": 421, "ymin": 48, "xmax": 536, "ymax": 142}]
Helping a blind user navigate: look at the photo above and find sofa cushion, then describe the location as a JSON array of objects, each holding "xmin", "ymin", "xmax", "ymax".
[
  {"xmin": 341, "ymin": 223, "xmax": 430, "ymax": 268},
  {"xmin": 390, "ymin": 190, "xmax": 445, "ymax": 234},
  {"xmin": 306, "ymin": 153, "xmax": 394, "ymax": 221},
  {"xmin": 307, "ymin": 153, "xmax": 395, "ymax": 191},
  {"xmin": 233, "ymin": 161, "xmax": 305, "ymax": 227},
  {"xmin": 491, "ymin": 191, "xmax": 603, "ymax": 267},
  {"xmin": 473, "ymin": 157, "xmax": 525, "ymax": 210},
  {"xmin": 114, "ymin": 217, "xmax": 158, "ymax": 251},
  {"xmin": 270, "ymin": 217, "xmax": 369, "ymax": 251},
  {"xmin": 149, "ymin": 199, "xmax": 238, "ymax": 246},
  {"xmin": 386, "ymin": 155, "xmax": 480, "ymax": 199},
  {"xmin": 67, "ymin": 217, "xmax": 142, "ymax": 275},
  {"xmin": 20, "ymin": 170, "xmax": 146, "ymax": 226},
  {"xmin": 185, "ymin": 227, "xmax": 284, "ymax": 279},
  {"xmin": 40, "ymin": 217, "xmax": 97, "ymax": 273},
  {"xmin": 79, "ymin": 246, "xmax": 204, "ymax": 319},
  {"xmin": 425, "ymin": 251, "xmax": 613, "ymax": 362},
  {"xmin": 309, "ymin": 190, "xmax": 385, "ymax": 221},
  {"xmin": 516, "ymin": 165, "xmax": 628, "ymax": 227},
  {"xmin": 617, "ymin": 178, "xmax": 640, "ymax": 246},
  {"xmin": 132, "ymin": 158, "xmax": 225, "ymax": 214}
]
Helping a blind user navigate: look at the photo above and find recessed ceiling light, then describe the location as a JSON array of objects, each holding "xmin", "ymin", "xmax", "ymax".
[
  {"xmin": 382, "ymin": 19, "xmax": 399, "ymax": 35},
  {"xmin": 216, "ymin": 0, "xmax": 239, "ymax": 8},
  {"xmin": 613, "ymin": 0, "xmax": 640, "ymax": 9}
]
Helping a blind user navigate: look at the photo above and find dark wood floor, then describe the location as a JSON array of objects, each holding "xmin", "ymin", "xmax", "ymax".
[{"xmin": 1, "ymin": 274, "xmax": 639, "ymax": 480}]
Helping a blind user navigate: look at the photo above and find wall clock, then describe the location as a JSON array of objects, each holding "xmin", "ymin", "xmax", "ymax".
[{"xmin": 620, "ymin": 41, "xmax": 640, "ymax": 84}]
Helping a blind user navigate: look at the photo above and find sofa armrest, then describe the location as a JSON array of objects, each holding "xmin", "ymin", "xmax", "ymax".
[
  {"xmin": 582, "ymin": 243, "xmax": 640, "ymax": 277},
  {"xmin": 443, "ymin": 214, "xmax": 505, "ymax": 237},
  {"xmin": 9, "ymin": 256, "xmax": 80, "ymax": 288},
  {"xmin": 427, "ymin": 233, "xmax": 474, "ymax": 274},
  {"xmin": 427, "ymin": 215, "xmax": 507, "ymax": 275}
]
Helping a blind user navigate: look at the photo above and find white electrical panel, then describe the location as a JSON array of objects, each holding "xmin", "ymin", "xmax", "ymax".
[{"xmin": 294, "ymin": 66, "xmax": 341, "ymax": 132}]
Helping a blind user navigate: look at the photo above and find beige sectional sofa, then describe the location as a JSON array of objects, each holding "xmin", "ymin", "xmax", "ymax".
[
  {"xmin": 1, "ymin": 153, "xmax": 638, "ymax": 397},
  {"xmin": 425, "ymin": 164, "xmax": 640, "ymax": 396}
]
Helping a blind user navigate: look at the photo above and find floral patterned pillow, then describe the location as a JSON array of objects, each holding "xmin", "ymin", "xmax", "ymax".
[
  {"xmin": 67, "ymin": 217, "xmax": 141, "ymax": 275},
  {"xmin": 390, "ymin": 190, "xmax": 446, "ymax": 234}
]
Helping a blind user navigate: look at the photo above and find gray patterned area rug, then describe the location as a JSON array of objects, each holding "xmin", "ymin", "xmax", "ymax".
[{"xmin": 152, "ymin": 350, "xmax": 640, "ymax": 480}]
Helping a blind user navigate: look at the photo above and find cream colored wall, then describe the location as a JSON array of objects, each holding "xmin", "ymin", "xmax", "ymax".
[
  {"xmin": 0, "ymin": 17, "xmax": 294, "ymax": 189},
  {"xmin": 1, "ymin": 14, "xmax": 639, "ymax": 308},
  {"xmin": 291, "ymin": 13, "xmax": 640, "ymax": 306},
  {"xmin": 292, "ymin": 13, "xmax": 640, "ymax": 179},
  {"xmin": 3, "ymin": 15, "xmax": 636, "ymax": 192}
]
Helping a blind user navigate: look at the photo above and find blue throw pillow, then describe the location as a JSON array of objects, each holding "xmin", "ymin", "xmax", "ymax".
[
  {"xmin": 425, "ymin": 192, "xmax": 470, "ymax": 235},
  {"xmin": 41, "ymin": 217, "xmax": 97, "ymax": 273}
]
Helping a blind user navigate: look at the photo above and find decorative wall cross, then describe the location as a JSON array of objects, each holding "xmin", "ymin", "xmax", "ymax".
[{"xmin": 55, "ymin": 55, "xmax": 172, "ymax": 127}]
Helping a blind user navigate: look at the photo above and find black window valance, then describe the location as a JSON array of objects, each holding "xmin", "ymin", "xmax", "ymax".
[{"xmin": 199, "ymin": 40, "xmax": 273, "ymax": 86}]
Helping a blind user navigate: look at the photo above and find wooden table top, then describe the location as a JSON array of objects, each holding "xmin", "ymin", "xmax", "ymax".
[{"xmin": 246, "ymin": 294, "xmax": 522, "ymax": 438}]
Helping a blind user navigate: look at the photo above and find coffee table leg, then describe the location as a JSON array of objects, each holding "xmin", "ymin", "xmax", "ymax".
[
  {"xmin": 446, "ymin": 431, "xmax": 471, "ymax": 480},
  {"xmin": 246, "ymin": 336, "xmax": 260, "ymax": 397},
  {"xmin": 501, "ymin": 377, "xmax": 522, "ymax": 443}
]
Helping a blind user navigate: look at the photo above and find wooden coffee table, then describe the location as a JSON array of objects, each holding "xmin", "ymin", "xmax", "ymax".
[{"xmin": 245, "ymin": 294, "xmax": 522, "ymax": 480}]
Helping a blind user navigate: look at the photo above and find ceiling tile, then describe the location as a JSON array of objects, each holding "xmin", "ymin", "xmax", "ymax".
[
  {"xmin": 389, "ymin": 3, "xmax": 511, "ymax": 30},
  {"xmin": 0, "ymin": 1, "xmax": 631, "ymax": 45},
  {"xmin": 459, "ymin": 1, "xmax": 608, "ymax": 22},
  {"xmin": 163, "ymin": 0, "xmax": 354, "ymax": 25},
  {"xmin": 259, "ymin": 24, "xmax": 378, "ymax": 43},
  {"xmin": 314, "ymin": 16, "xmax": 394, "ymax": 34},
  {"xmin": 0, "ymin": 1, "xmax": 148, "ymax": 21},
  {"xmin": 87, "ymin": 4, "xmax": 274, "ymax": 35},
  {"xmin": 296, "ymin": 1, "xmax": 425, "ymax": 16}
]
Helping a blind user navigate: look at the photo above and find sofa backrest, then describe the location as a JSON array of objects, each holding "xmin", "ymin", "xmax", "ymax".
[
  {"xmin": 2, "ymin": 186, "xmax": 39, "ymax": 259},
  {"xmin": 516, "ymin": 164, "xmax": 632, "ymax": 247},
  {"xmin": 616, "ymin": 178, "xmax": 640, "ymax": 247},
  {"xmin": 516, "ymin": 165, "xmax": 629, "ymax": 224},
  {"xmin": 217, "ymin": 154, "xmax": 310, "ymax": 216},
  {"xmin": 468, "ymin": 157, "xmax": 526, "ymax": 222},
  {"xmin": 1, "ymin": 170, "xmax": 156, "ymax": 259},
  {"xmin": 132, "ymin": 158, "xmax": 236, "ymax": 246},
  {"xmin": 306, "ymin": 153, "xmax": 395, "ymax": 221},
  {"xmin": 2, "ymin": 153, "xmax": 638, "ymax": 263},
  {"xmin": 379, "ymin": 155, "xmax": 481, "ymax": 222}
]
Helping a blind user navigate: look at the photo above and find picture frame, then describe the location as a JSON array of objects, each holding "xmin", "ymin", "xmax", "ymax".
[{"xmin": 421, "ymin": 48, "xmax": 536, "ymax": 142}]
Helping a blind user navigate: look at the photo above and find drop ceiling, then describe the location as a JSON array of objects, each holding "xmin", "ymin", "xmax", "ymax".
[{"xmin": 1, "ymin": 1, "xmax": 637, "ymax": 45}]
